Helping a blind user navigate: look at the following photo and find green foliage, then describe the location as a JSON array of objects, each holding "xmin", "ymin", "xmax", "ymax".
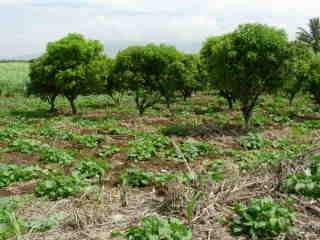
[
  {"xmin": 205, "ymin": 160, "xmax": 225, "ymax": 182},
  {"xmin": 128, "ymin": 133, "xmax": 170, "ymax": 161},
  {"xmin": 0, "ymin": 62, "xmax": 29, "ymax": 96},
  {"xmin": 239, "ymin": 132, "xmax": 266, "ymax": 150},
  {"xmin": 0, "ymin": 126, "xmax": 20, "ymax": 142},
  {"xmin": 27, "ymin": 33, "xmax": 110, "ymax": 114},
  {"xmin": 305, "ymin": 55, "xmax": 320, "ymax": 106},
  {"xmin": 39, "ymin": 127, "xmax": 61, "ymax": 138},
  {"xmin": 114, "ymin": 216, "xmax": 192, "ymax": 240},
  {"xmin": 282, "ymin": 155, "xmax": 320, "ymax": 198},
  {"xmin": 0, "ymin": 164, "xmax": 42, "ymax": 188},
  {"xmin": 39, "ymin": 147, "xmax": 74, "ymax": 165},
  {"xmin": 176, "ymin": 53, "xmax": 205, "ymax": 101},
  {"xmin": 9, "ymin": 138, "xmax": 47, "ymax": 154},
  {"xmin": 98, "ymin": 145, "xmax": 120, "ymax": 158},
  {"xmin": 284, "ymin": 42, "xmax": 314, "ymax": 104},
  {"xmin": 72, "ymin": 134, "xmax": 103, "ymax": 148},
  {"xmin": 113, "ymin": 44, "xmax": 191, "ymax": 114},
  {"xmin": 73, "ymin": 159, "xmax": 110, "ymax": 179},
  {"xmin": 176, "ymin": 139, "xmax": 216, "ymax": 162},
  {"xmin": 0, "ymin": 209, "xmax": 25, "ymax": 240},
  {"xmin": 34, "ymin": 175, "xmax": 83, "ymax": 200},
  {"xmin": 161, "ymin": 124, "xmax": 195, "ymax": 137},
  {"xmin": 297, "ymin": 17, "xmax": 320, "ymax": 53},
  {"xmin": 120, "ymin": 167, "xmax": 154, "ymax": 187},
  {"xmin": 231, "ymin": 198, "xmax": 295, "ymax": 238},
  {"xmin": 201, "ymin": 23, "xmax": 289, "ymax": 129},
  {"xmin": 26, "ymin": 213, "xmax": 64, "ymax": 233},
  {"xmin": 200, "ymin": 35, "xmax": 236, "ymax": 109},
  {"xmin": 234, "ymin": 149, "xmax": 297, "ymax": 171},
  {"xmin": 0, "ymin": 196, "xmax": 32, "ymax": 240}
]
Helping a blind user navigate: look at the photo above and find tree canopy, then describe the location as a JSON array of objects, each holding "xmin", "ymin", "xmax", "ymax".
[
  {"xmin": 297, "ymin": 17, "xmax": 320, "ymax": 53},
  {"xmin": 202, "ymin": 23, "xmax": 289, "ymax": 129},
  {"xmin": 306, "ymin": 54, "xmax": 320, "ymax": 106},
  {"xmin": 28, "ymin": 33, "xmax": 109, "ymax": 114},
  {"xmin": 112, "ymin": 44, "xmax": 189, "ymax": 114},
  {"xmin": 283, "ymin": 41, "xmax": 314, "ymax": 104}
]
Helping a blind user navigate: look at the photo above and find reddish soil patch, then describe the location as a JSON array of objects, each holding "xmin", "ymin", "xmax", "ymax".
[
  {"xmin": 0, "ymin": 180, "xmax": 37, "ymax": 197},
  {"xmin": 293, "ymin": 114, "xmax": 320, "ymax": 122},
  {"xmin": 81, "ymin": 111, "xmax": 106, "ymax": 120},
  {"xmin": 138, "ymin": 158, "xmax": 186, "ymax": 173},
  {"xmin": 143, "ymin": 117, "xmax": 173, "ymax": 126},
  {"xmin": 263, "ymin": 126, "xmax": 291, "ymax": 140},
  {"xmin": 1, "ymin": 152, "xmax": 39, "ymax": 165}
]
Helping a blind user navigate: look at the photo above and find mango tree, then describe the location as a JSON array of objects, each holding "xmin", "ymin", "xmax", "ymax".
[
  {"xmin": 201, "ymin": 35, "xmax": 236, "ymax": 109},
  {"xmin": 284, "ymin": 42, "xmax": 313, "ymax": 104},
  {"xmin": 112, "ymin": 44, "xmax": 183, "ymax": 114},
  {"xmin": 28, "ymin": 33, "xmax": 108, "ymax": 114},
  {"xmin": 202, "ymin": 24, "xmax": 289, "ymax": 129},
  {"xmin": 306, "ymin": 55, "xmax": 320, "ymax": 106}
]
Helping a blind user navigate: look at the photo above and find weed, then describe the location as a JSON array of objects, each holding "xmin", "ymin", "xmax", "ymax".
[
  {"xmin": 128, "ymin": 133, "xmax": 170, "ymax": 161},
  {"xmin": 73, "ymin": 159, "xmax": 110, "ymax": 180},
  {"xmin": 27, "ymin": 213, "xmax": 65, "ymax": 233},
  {"xmin": 9, "ymin": 138, "xmax": 47, "ymax": 154},
  {"xmin": 34, "ymin": 175, "xmax": 83, "ymax": 200},
  {"xmin": 39, "ymin": 127, "xmax": 61, "ymax": 138},
  {"xmin": 39, "ymin": 147, "xmax": 74, "ymax": 165},
  {"xmin": 175, "ymin": 139, "xmax": 216, "ymax": 162},
  {"xmin": 239, "ymin": 132, "xmax": 266, "ymax": 150},
  {"xmin": 112, "ymin": 216, "xmax": 192, "ymax": 240},
  {"xmin": 231, "ymin": 198, "xmax": 295, "ymax": 239},
  {"xmin": 205, "ymin": 160, "xmax": 225, "ymax": 182},
  {"xmin": 98, "ymin": 145, "xmax": 120, "ymax": 158},
  {"xmin": 0, "ymin": 164, "xmax": 42, "ymax": 188},
  {"xmin": 73, "ymin": 134, "xmax": 103, "ymax": 148},
  {"xmin": 282, "ymin": 155, "xmax": 320, "ymax": 198},
  {"xmin": 120, "ymin": 167, "xmax": 154, "ymax": 187}
]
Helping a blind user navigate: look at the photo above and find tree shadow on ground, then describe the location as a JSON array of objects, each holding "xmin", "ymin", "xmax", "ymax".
[
  {"xmin": 291, "ymin": 113, "xmax": 320, "ymax": 122},
  {"xmin": 162, "ymin": 123, "xmax": 247, "ymax": 138},
  {"xmin": 10, "ymin": 109, "xmax": 58, "ymax": 119}
]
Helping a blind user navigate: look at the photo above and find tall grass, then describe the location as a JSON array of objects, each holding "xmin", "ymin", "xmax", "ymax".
[{"xmin": 0, "ymin": 62, "xmax": 30, "ymax": 96}]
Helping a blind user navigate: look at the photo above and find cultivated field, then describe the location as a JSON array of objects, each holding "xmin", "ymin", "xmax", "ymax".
[
  {"xmin": 0, "ymin": 62, "xmax": 29, "ymax": 96},
  {"xmin": 1, "ymin": 62, "xmax": 320, "ymax": 239}
]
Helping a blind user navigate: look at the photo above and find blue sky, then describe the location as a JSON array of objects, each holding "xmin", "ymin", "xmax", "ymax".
[{"xmin": 0, "ymin": 0, "xmax": 319, "ymax": 59}]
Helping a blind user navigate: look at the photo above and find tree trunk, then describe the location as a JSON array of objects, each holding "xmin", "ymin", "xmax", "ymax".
[
  {"xmin": 138, "ymin": 107, "xmax": 145, "ymax": 116},
  {"xmin": 220, "ymin": 91, "xmax": 234, "ymax": 110},
  {"xmin": 165, "ymin": 96, "xmax": 171, "ymax": 110},
  {"xmin": 289, "ymin": 93, "xmax": 295, "ymax": 106},
  {"xmin": 67, "ymin": 97, "xmax": 77, "ymax": 114},
  {"xmin": 135, "ymin": 94, "xmax": 144, "ymax": 116},
  {"xmin": 183, "ymin": 91, "xmax": 192, "ymax": 101},
  {"xmin": 227, "ymin": 97, "xmax": 233, "ymax": 110},
  {"xmin": 315, "ymin": 97, "xmax": 320, "ymax": 109},
  {"xmin": 242, "ymin": 105, "xmax": 253, "ymax": 131},
  {"xmin": 49, "ymin": 95, "xmax": 57, "ymax": 112}
]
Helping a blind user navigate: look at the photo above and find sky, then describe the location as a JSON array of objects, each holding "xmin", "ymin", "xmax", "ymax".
[{"xmin": 0, "ymin": 0, "xmax": 319, "ymax": 59}]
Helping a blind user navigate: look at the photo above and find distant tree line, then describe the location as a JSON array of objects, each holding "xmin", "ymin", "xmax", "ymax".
[
  {"xmin": 26, "ymin": 17, "xmax": 320, "ymax": 130},
  {"xmin": 0, "ymin": 60, "xmax": 30, "ymax": 63}
]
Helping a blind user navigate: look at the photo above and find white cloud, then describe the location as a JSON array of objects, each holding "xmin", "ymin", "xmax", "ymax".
[{"xmin": 0, "ymin": 0, "xmax": 319, "ymax": 58}]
